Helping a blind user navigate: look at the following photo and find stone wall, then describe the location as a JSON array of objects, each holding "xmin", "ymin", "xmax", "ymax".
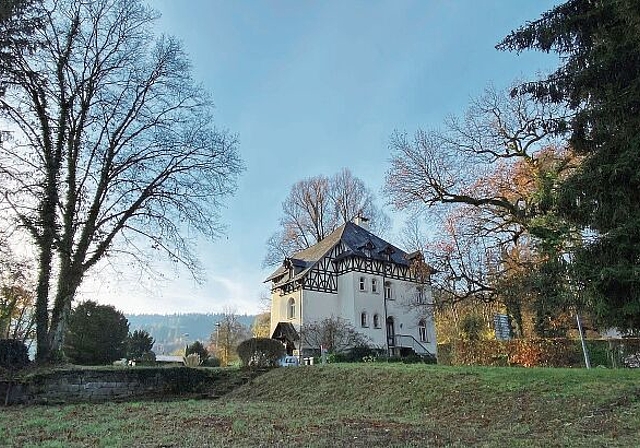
[{"xmin": 0, "ymin": 366, "xmax": 256, "ymax": 405}]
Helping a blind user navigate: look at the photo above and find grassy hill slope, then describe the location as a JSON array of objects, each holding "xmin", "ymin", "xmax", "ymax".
[
  {"xmin": 226, "ymin": 364, "xmax": 640, "ymax": 446},
  {"xmin": 2, "ymin": 364, "xmax": 639, "ymax": 447}
]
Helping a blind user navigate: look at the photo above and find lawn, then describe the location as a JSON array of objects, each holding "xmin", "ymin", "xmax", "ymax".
[{"xmin": 1, "ymin": 364, "xmax": 639, "ymax": 447}]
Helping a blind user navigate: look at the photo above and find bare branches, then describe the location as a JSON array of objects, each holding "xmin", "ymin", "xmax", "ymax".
[
  {"xmin": 386, "ymin": 85, "xmax": 565, "ymax": 215},
  {"xmin": 0, "ymin": 0, "xmax": 242, "ymax": 361},
  {"xmin": 264, "ymin": 168, "xmax": 389, "ymax": 266},
  {"xmin": 385, "ymin": 86, "xmax": 576, "ymax": 313},
  {"xmin": 300, "ymin": 316, "xmax": 370, "ymax": 354}
]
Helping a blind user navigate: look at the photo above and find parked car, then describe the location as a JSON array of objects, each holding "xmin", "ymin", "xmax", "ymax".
[{"xmin": 279, "ymin": 355, "xmax": 300, "ymax": 367}]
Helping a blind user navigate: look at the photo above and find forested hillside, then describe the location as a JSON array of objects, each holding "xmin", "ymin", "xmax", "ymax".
[{"xmin": 127, "ymin": 313, "xmax": 256, "ymax": 355}]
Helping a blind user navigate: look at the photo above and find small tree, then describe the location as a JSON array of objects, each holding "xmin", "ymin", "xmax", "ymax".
[
  {"xmin": 126, "ymin": 329, "xmax": 154, "ymax": 361},
  {"xmin": 185, "ymin": 340, "xmax": 209, "ymax": 361},
  {"xmin": 300, "ymin": 316, "xmax": 370, "ymax": 354},
  {"xmin": 209, "ymin": 310, "xmax": 250, "ymax": 366},
  {"xmin": 251, "ymin": 312, "xmax": 271, "ymax": 338},
  {"xmin": 237, "ymin": 337, "xmax": 285, "ymax": 367},
  {"xmin": 459, "ymin": 314, "xmax": 487, "ymax": 341},
  {"xmin": 64, "ymin": 301, "xmax": 129, "ymax": 365}
]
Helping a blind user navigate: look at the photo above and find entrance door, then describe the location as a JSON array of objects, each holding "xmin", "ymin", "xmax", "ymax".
[{"xmin": 386, "ymin": 317, "xmax": 395, "ymax": 347}]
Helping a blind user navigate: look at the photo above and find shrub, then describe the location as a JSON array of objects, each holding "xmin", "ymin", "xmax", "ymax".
[
  {"xmin": 183, "ymin": 353, "xmax": 201, "ymax": 367},
  {"xmin": 422, "ymin": 352, "xmax": 438, "ymax": 364},
  {"xmin": 139, "ymin": 351, "xmax": 156, "ymax": 366},
  {"xmin": 0, "ymin": 339, "xmax": 29, "ymax": 370},
  {"xmin": 349, "ymin": 344, "xmax": 380, "ymax": 362},
  {"xmin": 374, "ymin": 355, "xmax": 403, "ymax": 363},
  {"xmin": 437, "ymin": 338, "xmax": 640, "ymax": 368},
  {"xmin": 459, "ymin": 314, "xmax": 486, "ymax": 341},
  {"xmin": 126, "ymin": 330, "xmax": 154, "ymax": 361},
  {"xmin": 236, "ymin": 338, "xmax": 285, "ymax": 367},
  {"xmin": 202, "ymin": 356, "xmax": 221, "ymax": 367},
  {"xmin": 329, "ymin": 353, "xmax": 349, "ymax": 363},
  {"xmin": 185, "ymin": 341, "xmax": 209, "ymax": 361},
  {"xmin": 64, "ymin": 301, "xmax": 129, "ymax": 365}
]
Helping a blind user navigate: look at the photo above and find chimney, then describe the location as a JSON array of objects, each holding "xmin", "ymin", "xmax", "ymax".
[{"xmin": 353, "ymin": 214, "xmax": 370, "ymax": 231}]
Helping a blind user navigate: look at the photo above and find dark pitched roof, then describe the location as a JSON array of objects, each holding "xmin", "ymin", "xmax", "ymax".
[
  {"xmin": 265, "ymin": 221, "xmax": 414, "ymax": 286},
  {"xmin": 271, "ymin": 321, "xmax": 299, "ymax": 342}
]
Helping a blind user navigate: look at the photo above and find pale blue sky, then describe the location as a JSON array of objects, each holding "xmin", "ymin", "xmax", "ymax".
[{"xmin": 85, "ymin": 0, "xmax": 561, "ymax": 315}]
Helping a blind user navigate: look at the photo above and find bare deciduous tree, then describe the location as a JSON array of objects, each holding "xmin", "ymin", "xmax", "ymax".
[
  {"xmin": 385, "ymin": 86, "xmax": 577, "ymax": 318},
  {"xmin": 0, "ymin": 0, "xmax": 243, "ymax": 362},
  {"xmin": 209, "ymin": 308, "xmax": 250, "ymax": 366},
  {"xmin": 300, "ymin": 316, "xmax": 370, "ymax": 354},
  {"xmin": 264, "ymin": 168, "xmax": 389, "ymax": 266}
]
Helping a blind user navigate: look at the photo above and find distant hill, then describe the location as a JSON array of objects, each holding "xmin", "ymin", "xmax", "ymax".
[{"xmin": 126, "ymin": 313, "xmax": 257, "ymax": 355}]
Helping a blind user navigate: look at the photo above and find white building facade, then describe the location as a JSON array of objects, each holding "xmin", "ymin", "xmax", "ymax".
[{"xmin": 267, "ymin": 220, "xmax": 436, "ymax": 358}]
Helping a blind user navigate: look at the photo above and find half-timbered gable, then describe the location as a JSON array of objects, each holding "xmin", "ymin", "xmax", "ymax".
[{"xmin": 267, "ymin": 219, "xmax": 437, "ymax": 359}]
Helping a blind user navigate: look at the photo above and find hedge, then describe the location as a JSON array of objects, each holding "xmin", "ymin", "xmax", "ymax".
[
  {"xmin": 437, "ymin": 338, "xmax": 640, "ymax": 368},
  {"xmin": 0, "ymin": 339, "xmax": 30, "ymax": 370},
  {"xmin": 237, "ymin": 338, "xmax": 285, "ymax": 367}
]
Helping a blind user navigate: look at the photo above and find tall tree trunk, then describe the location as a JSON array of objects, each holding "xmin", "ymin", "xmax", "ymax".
[
  {"xmin": 48, "ymin": 262, "xmax": 82, "ymax": 356},
  {"xmin": 34, "ymin": 242, "xmax": 53, "ymax": 363}
]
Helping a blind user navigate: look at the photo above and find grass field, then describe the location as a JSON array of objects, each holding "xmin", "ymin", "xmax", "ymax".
[{"xmin": 1, "ymin": 364, "xmax": 639, "ymax": 447}]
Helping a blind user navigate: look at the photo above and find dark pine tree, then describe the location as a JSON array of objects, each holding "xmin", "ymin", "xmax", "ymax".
[{"xmin": 499, "ymin": 0, "xmax": 640, "ymax": 332}]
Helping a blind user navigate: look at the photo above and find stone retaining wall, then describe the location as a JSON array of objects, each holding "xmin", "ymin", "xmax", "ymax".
[{"xmin": 0, "ymin": 367, "xmax": 254, "ymax": 405}]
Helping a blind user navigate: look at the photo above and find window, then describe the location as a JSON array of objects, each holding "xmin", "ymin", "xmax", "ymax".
[
  {"xmin": 416, "ymin": 287, "xmax": 425, "ymax": 304},
  {"xmin": 371, "ymin": 278, "xmax": 378, "ymax": 293},
  {"xmin": 359, "ymin": 276, "xmax": 366, "ymax": 291},
  {"xmin": 287, "ymin": 297, "xmax": 296, "ymax": 319},
  {"xmin": 361, "ymin": 312, "xmax": 368, "ymax": 328},
  {"xmin": 373, "ymin": 314, "xmax": 380, "ymax": 329},
  {"xmin": 418, "ymin": 319, "xmax": 427, "ymax": 342},
  {"xmin": 384, "ymin": 281, "xmax": 392, "ymax": 300}
]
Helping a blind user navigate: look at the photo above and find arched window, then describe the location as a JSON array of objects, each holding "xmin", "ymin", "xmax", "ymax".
[
  {"xmin": 384, "ymin": 281, "xmax": 392, "ymax": 299},
  {"xmin": 418, "ymin": 319, "xmax": 427, "ymax": 342},
  {"xmin": 361, "ymin": 311, "xmax": 368, "ymax": 328},
  {"xmin": 373, "ymin": 313, "xmax": 380, "ymax": 328},
  {"xmin": 287, "ymin": 297, "xmax": 296, "ymax": 319},
  {"xmin": 359, "ymin": 276, "xmax": 367, "ymax": 291}
]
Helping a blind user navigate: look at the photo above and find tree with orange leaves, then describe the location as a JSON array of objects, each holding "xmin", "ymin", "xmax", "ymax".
[{"xmin": 386, "ymin": 86, "xmax": 583, "ymax": 337}]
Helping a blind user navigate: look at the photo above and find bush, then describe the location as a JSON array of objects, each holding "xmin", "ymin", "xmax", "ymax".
[
  {"xmin": 459, "ymin": 314, "xmax": 486, "ymax": 341},
  {"xmin": 202, "ymin": 356, "xmax": 221, "ymax": 367},
  {"xmin": 126, "ymin": 330, "xmax": 154, "ymax": 361},
  {"xmin": 139, "ymin": 351, "xmax": 156, "ymax": 366},
  {"xmin": 348, "ymin": 345, "xmax": 380, "ymax": 362},
  {"xmin": 183, "ymin": 353, "xmax": 201, "ymax": 367},
  {"xmin": 422, "ymin": 352, "xmax": 438, "ymax": 364},
  {"xmin": 328, "ymin": 353, "xmax": 349, "ymax": 363},
  {"xmin": 185, "ymin": 341, "xmax": 209, "ymax": 361},
  {"xmin": 64, "ymin": 301, "xmax": 129, "ymax": 365},
  {"xmin": 236, "ymin": 338, "xmax": 285, "ymax": 367},
  {"xmin": 374, "ymin": 355, "xmax": 403, "ymax": 363},
  {"xmin": 437, "ymin": 338, "xmax": 640, "ymax": 368},
  {"xmin": 0, "ymin": 339, "xmax": 29, "ymax": 370},
  {"xmin": 401, "ymin": 353, "xmax": 425, "ymax": 364}
]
